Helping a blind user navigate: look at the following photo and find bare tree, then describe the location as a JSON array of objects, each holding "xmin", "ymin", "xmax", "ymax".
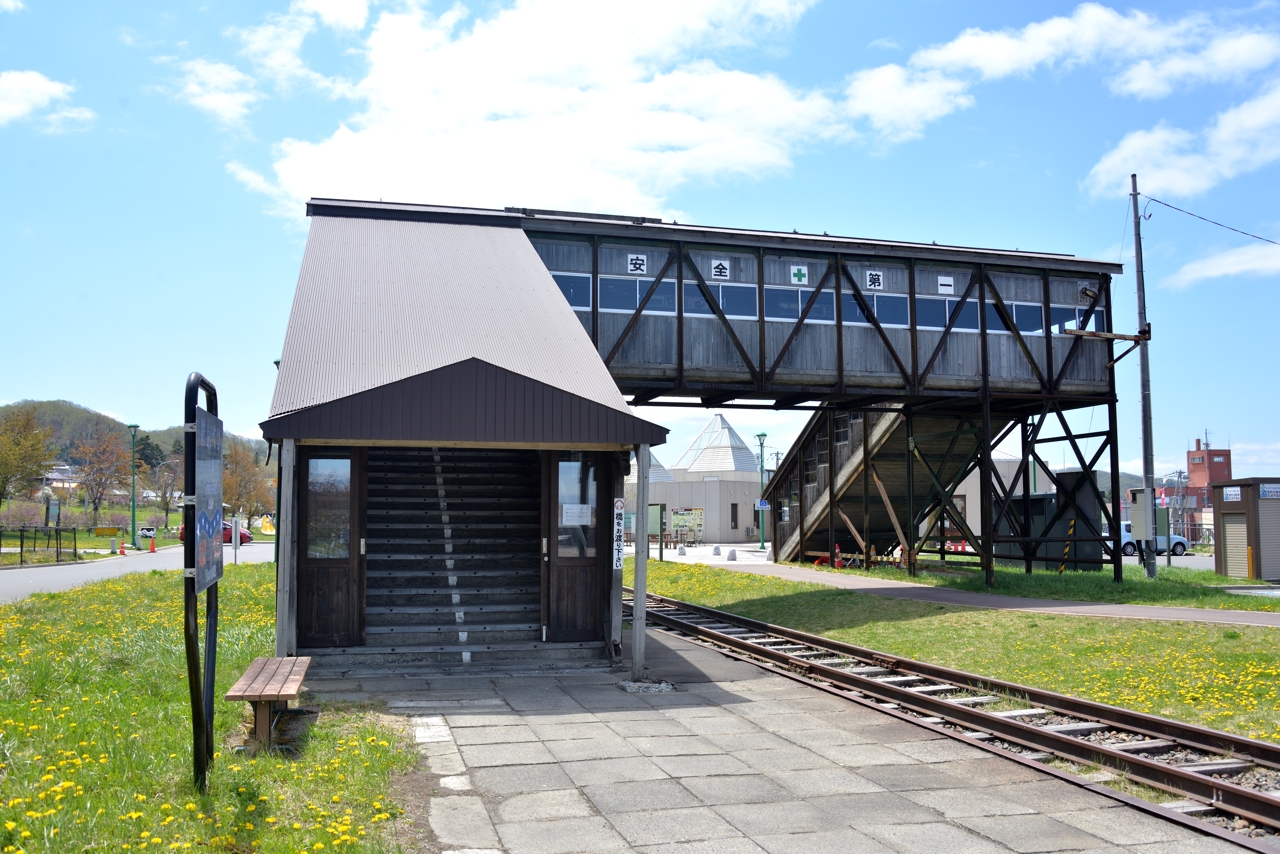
[
  {"xmin": 223, "ymin": 440, "xmax": 275, "ymax": 521},
  {"xmin": 73, "ymin": 427, "xmax": 130, "ymax": 524},
  {"xmin": 146, "ymin": 454, "xmax": 183, "ymax": 527},
  {"xmin": 0, "ymin": 406, "xmax": 54, "ymax": 504}
]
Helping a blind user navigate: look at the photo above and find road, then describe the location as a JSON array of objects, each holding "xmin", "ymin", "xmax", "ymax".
[{"xmin": 0, "ymin": 542, "xmax": 276, "ymax": 604}]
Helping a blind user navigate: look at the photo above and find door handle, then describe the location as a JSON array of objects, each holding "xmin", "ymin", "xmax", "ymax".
[{"xmin": 360, "ymin": 538, "xmax": 366, "ymax": 555}]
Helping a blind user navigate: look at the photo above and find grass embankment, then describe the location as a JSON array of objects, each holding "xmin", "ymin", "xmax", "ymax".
[
  {"xmin": 0, "ymin": 563, "xmax": 415, "ymax": 853},
  {"xmin": 627, "ymin": 559, "xmax": 1280, "ymax": 743},
  {"xmin": 794, "ymin": 558, "xmax": 1278, "ymax": 612}
]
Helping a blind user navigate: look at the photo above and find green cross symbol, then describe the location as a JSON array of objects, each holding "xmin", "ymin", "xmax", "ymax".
[{"xmin": 792, "ymin": 267, "xmax": 807, "ymax": 283}]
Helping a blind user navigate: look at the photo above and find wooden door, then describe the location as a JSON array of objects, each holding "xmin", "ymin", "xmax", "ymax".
[
  {"xmin": 297, "ymin": 448, "xmax": 366, "ymax": 648},
  {"xmin": 544, "ymin": 452, "xmax": 606, "ymax": 642}
]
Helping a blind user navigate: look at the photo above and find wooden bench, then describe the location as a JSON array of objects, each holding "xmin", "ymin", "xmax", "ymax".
[{"xmin": 225, "ymin": 656, "xmax": 312, "ymax": 746}]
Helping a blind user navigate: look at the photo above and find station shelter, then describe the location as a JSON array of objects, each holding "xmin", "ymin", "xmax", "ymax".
[{"xmin": 261, "ymin": 207, "xmax": 666, "ymax": 677}]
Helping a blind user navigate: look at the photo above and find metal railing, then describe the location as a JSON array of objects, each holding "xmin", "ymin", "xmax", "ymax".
[{"xmin": 0, "ymin": 526, "xmax": 79, "ymax": 567}]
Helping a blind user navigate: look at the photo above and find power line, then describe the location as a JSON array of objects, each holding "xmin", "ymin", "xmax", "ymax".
[{"xmin": 1143, "ymin": 196, "xmax": 1280, "ymax": 247}]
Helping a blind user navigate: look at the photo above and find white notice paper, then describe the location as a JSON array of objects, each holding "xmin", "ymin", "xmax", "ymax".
[
  {"xmin": 866, "ymin": 270, "xmax": 885, "ymax": 290},
  {"xmin": 627, "ymin": 254, "xmax": 647, "ymax": 275},
  {"xmin": 710, "ymin": 259, "xmax": 730, "ymax": 279},
  {"xmin": 612, "ymin": 498, "xmax": 625, "ymax": 572},
  {"xmin": 789, "ymin": 265, "xmax": 808, "ymax": 286},
  {"xmin": 1223, "ymin": 487, "xmax": 1242, "ymax": 503},
  {"xmin": 937, "ymin": 275, "xmax": 954, "ymax": 295},
  {"xmin": 562, "ymin": 503, "xmax": 592, "ymax": 526}
]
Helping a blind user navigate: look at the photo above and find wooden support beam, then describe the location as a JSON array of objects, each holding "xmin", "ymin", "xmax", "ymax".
[{"xmin": 870, "ymin": 463, "xmax": 908, "ymax": 554}]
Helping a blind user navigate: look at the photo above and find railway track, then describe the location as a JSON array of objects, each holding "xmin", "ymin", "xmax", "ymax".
[{"xmin": 624, "ymin": 589, "xmax": 1280, "ymax": 848}]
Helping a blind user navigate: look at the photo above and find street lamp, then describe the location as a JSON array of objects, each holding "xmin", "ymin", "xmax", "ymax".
[
  {"xmin": 755, "ymin": 432, "xmax": 767, "ymax": 550},
  {"xmin": 127, "ymin": 424, "xmax": 139, "ymax": 549}
]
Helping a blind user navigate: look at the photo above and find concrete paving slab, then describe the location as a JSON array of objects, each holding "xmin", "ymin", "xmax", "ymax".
[
  {"xmin": 652, "ymin": 754, "xmax": 755, "ymax": 778},
  {"xmin": 766, "ymin": 767, "xmax": 884, "ymax": 797},
  {"xmin": 676, "ymin": 715, "xmax": 765, "ymax": 736},
  {"xmin": 810, "ymin": 791, "xmax": 938, "ymax": 828},
  {"xmin": 458, "ymin": 741, "xmax": 557, "ymax": 767},
  {"xmin": 680, "ymin": 774, "xmax": 795, "ymax": 806},
  {"xmin": 492, "ymin": 789, "xmax": 595, "ymax": 823},
  {"xmin": 956, "ymin": 813, "xmax": 1111, "ymax": 852},
  {"xmin": 754, "ymin": 827, "xmax": 896, "ymax": 854},
  {"xmin": 864, "ymin": 821, "xmax": 1013, "ymax": 853},
  {"xmin": 1126, "ymin": 838, "xmax": 1249, "ymax": 853},
  {"xmin": 713, "ymin": 800, "xmax": 846, "ymax": 835},
  {"xmin": 526, "ymin": 721, "xmax": 615, "ymax": 741},
  {"xmin": 607, "ymin": 806, "xmax": 743, "ymax": 846},
  {"xmin": 700, "ymin": 732, "xmax": 795, "ymax": 753},
  {"xmin": 543, "ymin": 735, "xmax": 641, "ymax": 762},
  {"xmin": 496, "ymin": 815, "xmax": 630, "ymax": 854},
  {"xmin": 902, "ymin": 787, "xmax": 1039, "ymax": 818},
  {"xmin": 584, "ymin": 778, "xmax": 702, "ymax": 813},
  {"xmin": 560, "ymin": 756, "xmax": 671, "ymax": 786},
  {"xmin": 452, "ymin": 725, "xmax": 541, "ymax": 745},
  {"xmin": 604, "ymin": 717, "xmax": 695, "ymax": 737},
  {"xmin": 992, "ymin": 780, "xmax": 1120, "ymax": 815},
  {"xmin": 469, "ymin": 763, "xmax": 574, "ymax": 796},
  {"xmin": 775, "ymin": 725, "xmax": 877, "ymax": 749},
  {"xmin": 736, "ymin": 747, "xmax": 838, "ymax": 773},
  {"xmin": 634, "ymin": 838, "xmax": 767, "ymax": 854},
  {"xmin": 855, "ymin": 762, "xmax": 972, "ymax": 791},
  {"xmin": 1050, "ymin": 807, "xmax": 1199, "ymax": 845},
  {"xmin": 429, "ymin": 796, "xmax": 500, "ymax": 849},
  {"xmin": 629, "ymin": 734, "xmax": 724, "ymax": 756},
  {"xmin": 889, "ymin": 738, "xmax": 994, "ymax": 763},
  {"xmin": 810, "ymin": 742, "xmax": 919, "ymax": 768},
  {"xmin": 930, "ymin": 757, "xmax": 1051, "ymax": 786}
]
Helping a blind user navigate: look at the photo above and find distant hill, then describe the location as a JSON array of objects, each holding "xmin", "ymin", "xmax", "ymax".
[{"xmin": 0, "ymin": 399, "xmax": 267, "ymax": 464}]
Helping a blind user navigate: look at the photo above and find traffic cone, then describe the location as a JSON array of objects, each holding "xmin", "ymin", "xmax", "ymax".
[
  {"xmin": 150, "ymin": 537, "xmax": 156, "ymax": 553},
  {"xmin": 119, "ymin": 540, "xmax": 126, "ymax": 555}
]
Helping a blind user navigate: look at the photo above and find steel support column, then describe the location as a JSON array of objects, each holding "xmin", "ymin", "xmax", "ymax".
[
  {"xmin": 978, "ymin": 267, "xmax": 995, "ymax": 588},
  {"xmin": 905, "ymin": 411, "xmax": 916, "ymax": 576},
  {"xmin": 827, "ymin": 409, "xmax": 836, "ymax": 564}
]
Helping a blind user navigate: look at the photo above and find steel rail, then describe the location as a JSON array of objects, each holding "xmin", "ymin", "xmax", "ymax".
[{"xmin": 624, "ymin": 589, "xmax": 1280, "ymax": 831}]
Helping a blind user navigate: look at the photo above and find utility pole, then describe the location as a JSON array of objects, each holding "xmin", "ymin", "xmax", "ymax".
[
  {"xmin": 1131, "ymin": 174, "xmax": 1157, "ymax": 579},
  {"xmin": 756, "ymin": 432, "xmax": 767, "ymax": 550},
  {"xmin": 128, "ymin": 423, "xmax": 140, "ymax": 550}
]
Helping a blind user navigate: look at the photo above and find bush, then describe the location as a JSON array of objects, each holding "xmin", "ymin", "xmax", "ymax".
[
  {"xmin": 108, "ymin": 511, "xmax": 129, "ymax": 529},
  {"xmin": 0, "ymin": 501, "xmax": 42, "ymax": 527}
]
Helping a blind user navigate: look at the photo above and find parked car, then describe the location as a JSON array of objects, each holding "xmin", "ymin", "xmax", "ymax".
[
  {"xmin": 178, "ymin": 521, "xmax": 254, "ymax": 545},
  {"xmin": 138, "ymin": 526, "xmax": 157, "ymax": 540},
  {"xmin": 1119, "ymin": 521, "xmax": 1188, "ymax": 556}
]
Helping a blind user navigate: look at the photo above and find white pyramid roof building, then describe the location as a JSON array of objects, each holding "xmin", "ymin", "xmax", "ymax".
[
  {"xmin": 673, "ymin": 415, "xmax": 761, "ymax": 473},
  {"xmin": 625, "ymin": 450, "xmax": 676, "ymax": 483}
]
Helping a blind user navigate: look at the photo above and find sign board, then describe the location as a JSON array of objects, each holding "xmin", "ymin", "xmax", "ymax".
[
  {"xmin": 94, "ymin": 527, "xmax": 120, "ymax": 537},
  {"xmin": 710, "ymin": 259, "xmax": 730, "ymax": 280},
  {"xmin": 193, "ymin": 406, "xmax": 224, "ymax": 593},
  {"xmin": 1261, "ymin": 484, "xmax": 1280, "ymax": 499},
  {"xmin": 612, "ymin": 498, "xmax": 625, "ymax": 573},
  {"xmin": 1223, "ymin": 486, "xmax": 1243, "ymax": 503},
  {"xmin": 756, "ymin": 499, "xmax": 769, "ymax": 510},
  {"xmin": 866, "ymin": 270, "xmax": 885, "ymax": 290},
  {"xmin": 561, "ymin": 503, "xmax": 592, "ymax": 526},
  {"xmin": 671, "ymin": 507, "xmax": 703, "ymax": 534},
  {"xmin": 789, "ymin": 265, "xmax": 808, "ymax": 286},
  {"xmin": 936, "ymin": 275, "xmax": 954, "ymax": 295},
  {"xmin": 627, "ymin": 254, "xmax": 647, "ymax": 275}
]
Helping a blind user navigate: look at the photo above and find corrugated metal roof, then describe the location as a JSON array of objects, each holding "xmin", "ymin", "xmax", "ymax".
[
  {"xmin": 308, "ymin": 197, "xmax": 1124, "ymax": 275},
  {"xmin": 625, "ymin": 450, "xmax": 676, "ymax": 483},
  {"xmin": 674, "ymin": 415, "xmax": 761, "ymax": 473},
  {"xmin": 269, "ymin": 216, "xmax": 633, "ymax": 420}
]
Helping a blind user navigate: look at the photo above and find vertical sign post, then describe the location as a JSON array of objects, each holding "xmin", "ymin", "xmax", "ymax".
[
  {"xmin": 612, "ymin": 497, "xmax": 624, "ymax": 585},
  {"xmin": 184, "ymin": 373, "xmax": 222, "ymax": 792}
]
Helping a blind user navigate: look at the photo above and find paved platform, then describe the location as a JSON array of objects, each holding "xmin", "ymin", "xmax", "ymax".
[
  {"xmin": 641, "ymin": 545, "xmax": 1280, "ymax": 629},
  {"xmin": 313, "ymin": 630, "xmax": 1244, "ymax": 853}
]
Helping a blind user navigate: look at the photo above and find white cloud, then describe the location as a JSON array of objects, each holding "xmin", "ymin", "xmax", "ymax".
[
  {"xmin": 175, "ymin": 59, "xmax": 263, "ymax": 128},
  {"xmin": 843, "ymin": 65, "xmax": 972, "ymax": 143},
  {"xmin": 42, "ymin": 105, "xmax": 97, "ymax": 133},
  {"xmin": 1085, "ymin": 81, "xmax": 1280, "ymax": 197},
  {"xmin": 1164, "ymin": 242, "xmax": 1280, "ymax": 289},
  {"xmin": 0, "ymin": 70, "xmax": 73, "ymax": 124},
  {"xmin": 1113, "ymin": 32, "xmax": 1280, "ymax": 99},
  {"xmin": 0, "ymin": 0, "xmax": 24, "ymax": 11},
  {"xmin": 242, "ymin": 0, "xmax": 834, "ymax": 218},
  {"xmin": 230, "ymin": 7, "xmax": 353, "ymax": 96},
  {"xmin": 868, "ymin": 37, "xmax": 899, "ymax": 50},
  {"xmin": 294, "ymin": 0, "xmax": 368, "ymax": 30}
]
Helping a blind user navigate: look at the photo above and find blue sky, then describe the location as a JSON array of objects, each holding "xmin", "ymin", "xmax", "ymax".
[{"xmin": 4, "ymin": 0, "xmax": 1280, "ymax": 476}]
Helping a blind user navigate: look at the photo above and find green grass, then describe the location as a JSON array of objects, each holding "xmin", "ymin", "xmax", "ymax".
[
  {"xmin": 0, "ymin": 563, "xmax": 415, "ymax": 853},
  {"xmin": 791, "ymin": 558, "xmax": 1278, "ymax": 612},
  {"xmin": 627, "ymin": 559, "xmax": 1280, "ymax": 743}
]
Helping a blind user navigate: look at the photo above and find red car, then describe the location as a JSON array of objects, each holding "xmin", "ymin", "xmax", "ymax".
[{"xmin": 178, "ymin": 521, "xmax": 254, "ymax": 545}]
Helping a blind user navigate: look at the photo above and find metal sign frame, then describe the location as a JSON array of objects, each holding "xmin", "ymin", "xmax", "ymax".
[{"xmin": 183, "ymin": 372, "xmax": 220, "ymax": 792}]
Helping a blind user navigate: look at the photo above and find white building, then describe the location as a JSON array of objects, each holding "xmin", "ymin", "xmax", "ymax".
[{"xmin": 628, "ymin": 415, "xmax": 771, "ymax": 544}]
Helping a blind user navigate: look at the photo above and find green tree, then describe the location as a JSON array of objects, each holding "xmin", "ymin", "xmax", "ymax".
[
  {"xmin": 135, "ymin": 433, "xmax": 165, "ymax": 470},
  {"xmin": 0, "ymin": 407, "xmax": 54, "ymax": 503},
  {"xmin": 223, "ymin": 440, "xmax": 275, "ymax": 520}
]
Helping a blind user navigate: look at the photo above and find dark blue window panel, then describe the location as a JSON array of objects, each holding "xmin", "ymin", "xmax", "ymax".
[
  {"xmin": 841, "ymin": 293, "xmax": 867, "ymax": 324},
  {"xmin": 683, "ymin": 282, "xmax": 716, "ymax": 316},
  {"xmin": 915, "ymin": 297, "xmax": 947, "ymax": 329},
  {"xmin": 875, "ymin": 294, "xmax": 909, "ymax": 326},
  {"xmin": 764, "ymin": 288, "xmax": 799, "ymax": 320},
  {"xmin": 600, "ymin": 277, "xmax": 637, "ymax": 311},
  {"xmin": 552, "ymin": 273, "xmax": 591, "ymax": 310},
  {"xmin": 802, "ymin": 289, "xmax": 835, "ymax": 322},
  {"xmin": 985, "ymin": 302, "xmax": 1010, "ymax": 332},
  {"xmin": 1079, "ymin": 308, "xmax": 1106, "ymax": 332},
  {"xmin": 1014, "ymin": 303, "xmax": 1044, "ymax": 333},
  {"xmin": 644, "ymin": 280, "xmax": 677, "ymax": 313},
  {"xmin": 1049, "ymin": 306, "xmax": 1076, "ymax": 334},
  {"xmin": 719, "ymin": 284, "xmax": 757, "ymax": 318},
  {"xmin": 948, "ymin": 298, "xmax": 979, "ymax": 330}
]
